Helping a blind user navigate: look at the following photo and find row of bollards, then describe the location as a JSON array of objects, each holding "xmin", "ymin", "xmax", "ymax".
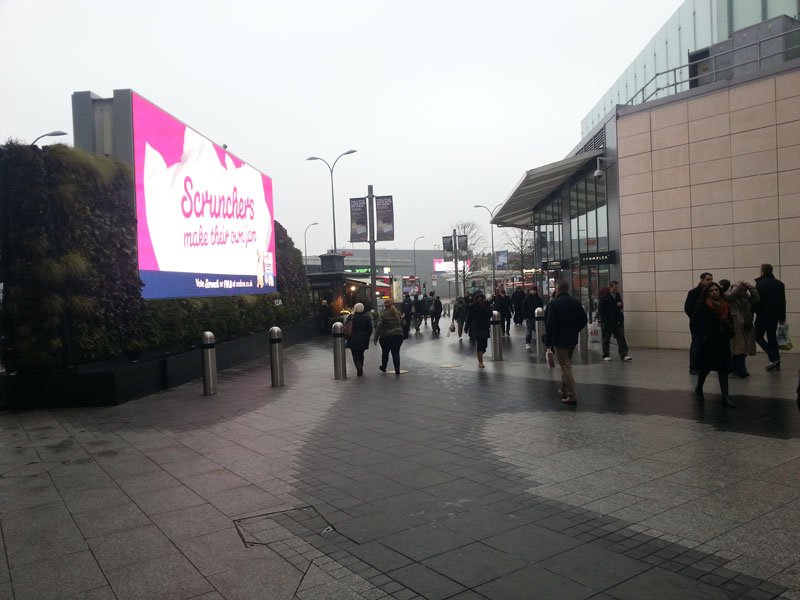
[
  {"xmin": 490, "ymin": 310, "xmax": 503, "ymax": 362},
  {"xmin": 200, "ymin": 327, "xmax": 285, "ymax": 395}
]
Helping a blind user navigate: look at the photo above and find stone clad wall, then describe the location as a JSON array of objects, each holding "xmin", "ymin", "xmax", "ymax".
[{"xmin": 617, "ymin": 69, "xmax": 800, "ymax": 350}]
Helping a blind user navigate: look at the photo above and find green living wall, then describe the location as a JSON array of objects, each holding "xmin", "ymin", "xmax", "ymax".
[{"xmin": 0, "ymin": 142, "xmax": 309, "ymax": 372}]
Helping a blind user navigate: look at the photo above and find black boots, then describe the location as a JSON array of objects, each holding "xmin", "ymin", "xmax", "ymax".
[{"xmin": 695, "ymin": 372, "xmax": 707, "ymax": 401}]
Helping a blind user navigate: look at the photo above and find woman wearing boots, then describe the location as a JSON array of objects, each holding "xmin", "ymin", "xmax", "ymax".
[
  {"xmin": 345, "ymin": 303, "xmax": 373, "ymax": 376},
  {"xmin": 691, "ymin": 283, "xmax": 736, "ymax": 407},
  {"xmin": 725, "ymin": 281, "xmax": 759, "ymax": 378},
  {"xmin": 465, "ymin": 292, "xmax": 492, "ymax": 368},
  {"xmin": 374, "ymin": 299, "xmax": 404, "ymax": 374}
]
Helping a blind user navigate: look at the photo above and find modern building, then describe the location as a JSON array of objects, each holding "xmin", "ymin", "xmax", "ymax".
[{"xmin": 493, "ymin": 0, "xmax": 800, "ymax": 350}]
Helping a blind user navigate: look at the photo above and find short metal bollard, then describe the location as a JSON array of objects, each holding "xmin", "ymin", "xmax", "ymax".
[
  {"xmin": 269, "ymin": 326, "xmax": 284, "ymax": 387},
  {"xmin": 535, "ymin": 307, "xmax": 545, "ymax": 357},
  {"xmin": 332, "ymin": 321, "xmax": 347, "ymax": 380},
  {"xmin": 201, "ymin": 331, "xmax": 218, "ymax": 395},
  {"xmin": 491, "ymin": 310, "xmax": 503, "ymax": 362}
]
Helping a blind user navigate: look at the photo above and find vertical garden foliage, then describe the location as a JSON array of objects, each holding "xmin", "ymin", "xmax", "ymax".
[
  {"xmin": 1, "ymin": 142, "xmax": 311, "ymax": 371},
  {"xmin": 0, "ymin": 142, "xmax": 142, "ymax": 370}
]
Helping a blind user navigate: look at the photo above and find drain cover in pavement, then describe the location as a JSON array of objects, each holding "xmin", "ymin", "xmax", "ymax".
[{"xmin": 234, "ymin": 506, "xmax": 333, "ymax": 546}]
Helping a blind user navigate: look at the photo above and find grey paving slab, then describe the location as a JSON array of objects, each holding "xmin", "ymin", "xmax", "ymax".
[
  {"xmin": 422, "ymin": 541, "xmax": 528, "ymax": 588},
  {"xmin": 475, "ymin": 564, "xmax": 597, "ymax": 600},
  {"xmin": 387, "ymin": 562, "xmax": 465, "ymax": 600},
  {"xmin": 483, "ymin": 522, "xmax": 583, "ymax": 563},
  {"xmin": 87, "ymin": 525, "xmax": 178, "ymax": 571},
  {"xmin": 130, "ymin": 484, "xmax": 206, "ymax": 515},
  {"xmin": 9, "ymin": 550, "xmax": 106, "ymax": 600},
  {"xmin": 537, "ymin": 543, "xmax": 652, "ymax": 590},
  {"xmin": 380, "ymin": 524, "xmax": 473, "ymax": 562},
  {"xmin": 605, "ymin": 566, "xmax": 738, "ymax": 599},
  {"xmin": 105, "ymin": 551, "xmax": 213, "ymax": 600}
]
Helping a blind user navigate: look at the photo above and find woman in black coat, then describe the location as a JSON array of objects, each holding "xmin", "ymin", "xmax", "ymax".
[
  {"xmin": 691, "ymin": 283, "xmax": 736, "ymax": 407},
  {"xmin": 345, "ymin": 303, "xmax": 373, "ymax": 376},
  {"xmin": 465, "ymin": 292, "xmax": 492, "ymax": 368}
]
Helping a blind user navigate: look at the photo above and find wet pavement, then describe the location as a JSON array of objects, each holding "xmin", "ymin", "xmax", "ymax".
[{"xmin": 1, "ymin": 322, "xmax": 799, "ymax": 600}]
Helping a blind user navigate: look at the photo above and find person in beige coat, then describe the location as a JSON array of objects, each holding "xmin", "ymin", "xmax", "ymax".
[{"xmin": 725, "ymin": 281, "xmax": 759, "ymax": 378}]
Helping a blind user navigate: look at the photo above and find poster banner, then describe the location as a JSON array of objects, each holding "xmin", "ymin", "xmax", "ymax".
[
  {"xmin": 375, "ymin": 195, "xmax": 394, "ymax": 241},
  {"xmin": 442, "ymin": 235, "xmax": 453, "ymax": 261},
  {"xmin": 457, "ymin": 234, "xmax": 468, "ymax": 260},
  {"xmin": 495, "ymin": 250, "xmax": 508, "ymax": 269},
  {"xmin": 349, "ymin": 197, "xmax": 368, "ymax": 242},
  {"xmin": 434, "ymin": 258, "xmax": 470, "ymax": 273}
]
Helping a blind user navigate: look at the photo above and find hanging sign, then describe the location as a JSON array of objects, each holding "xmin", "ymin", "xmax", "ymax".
[
  {"xmin": 375, "ymin": 196, "xmax": 394, "ymax": 241},
  {"xmin": 349, "ymin": 197, "xmax": 368, "ymax": 242}
]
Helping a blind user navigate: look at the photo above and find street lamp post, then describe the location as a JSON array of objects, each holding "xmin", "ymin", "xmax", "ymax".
[
  {"xmin": 306, "ymin": 149, "xmax": 357, "ymax": 255},
  {"xmin": 30, "ymin": 130, "xmax": 68, "ymax": 146},
  {"xmin": 412, "ymin": 236, "xmax": 425, "ymax": 290},
  {"xmin": 304, "ymin": 222, "xmax": 319, "ymax": 273},
  {"xmin": 474, "ymin": 204, "xmax": 502, "ymax": 292}
]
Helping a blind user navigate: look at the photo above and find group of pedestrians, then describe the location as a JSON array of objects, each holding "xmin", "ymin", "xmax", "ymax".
[
  {"xmin": 685, "ymin": 264, "xmax": 786, "ymax": 408},
  {"xmin": 343, "ymin": 264, "xmax": 789, "ymax": 410}
]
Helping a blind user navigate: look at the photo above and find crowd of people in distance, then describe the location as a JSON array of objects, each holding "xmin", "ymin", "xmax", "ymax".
[{"xmin": 337, "ymin": 262, "xmax": 790, "ymax": 409}]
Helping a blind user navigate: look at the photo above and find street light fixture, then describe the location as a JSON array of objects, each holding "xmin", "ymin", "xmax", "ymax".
[
  {"xmin": 412, "ymin": 236, "xmax": 425, "ymax": 290},
  {"xmin": 306, "ymin": 149, "xmax": 357, "ymax": 255},
  {"xmin": 474, "ymin": 203, "xmax": 502, "ymax": 291},
  {"xmin": 30, "ymin": 130, "xmax": 67, "ymax": 146},
  {"xmin": 303, "ymin": 222, "xmax": 319, "ymax": 273}
]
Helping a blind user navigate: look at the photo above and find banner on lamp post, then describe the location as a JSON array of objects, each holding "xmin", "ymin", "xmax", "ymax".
[
  {"xmin": 442, "ymin": 235, "xmax": 453, "ymax": 261},
  {"xmin": 375, "ymin": 196, "xmax": 394, "ymax": 241},
  {"xmin": 495, "ymin": 250, "xmax": 508, "ymax": 269},
  {"xmin": 349, "ymin": 197, "xmax": 368, "ymax": 243},
  {"xmin": 457, "ymin": 235, "xmax": 468, "ymax": 260}
]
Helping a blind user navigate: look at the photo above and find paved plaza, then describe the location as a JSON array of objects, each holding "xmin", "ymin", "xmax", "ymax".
[{"xmin": 1, "ymin": 324, "xmax": 799, "ymax": 600}]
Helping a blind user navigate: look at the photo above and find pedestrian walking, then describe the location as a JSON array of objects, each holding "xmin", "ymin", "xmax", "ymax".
[
  {"xmin": 511, "ymin": 286, "xmax": 526, "ymax": 326},
  {"xmin": 685, "ymin": 272, "xmax": 714, "ymax": 374},
  {"xmin": 465, "ymin": 292, "xmax": 492, "ymax": 368},
  {"xmin": 452, "ymin": 296, "xmax": 467, "ymax": 341},
  {"xmin": 400, "ymin": 293, "xmax": 413, "ymax": 339},
  {"xmin": 725, "ymin": 281, "xmax": 759, "ymax": 378},
  {"xmin": 374, "ymin": 298, "xmax": 405, "ymax": 374},
  {"xmin": 598, "ymin": 280, "xmax": 632, "ymax": 361},
  {"xmin": 521, "ymin": 287, "xmax": 543, "ymax": 350},
  {"xmin": 493, "ymin": 289, "xmax": 512, "ymax": 335},
  {"xmin": 754, "ymin": 263, "xmax": 786, "ymax": 371},
  {"xmin": 421, "ymin": 292, "xmax": 431, "ymax": 327},
  {"xmin": 344, "ymin": 303, "xmax": 373, "ymax": 376},
  {"xmin": 545, "ymin": 281, "xmax": 588, "ymax": 405},
  {"xmin": 412, "ymin": 294, "xmax": 424, "ymax": 333},
  {"xmin": 692, "ymin": 282, "xmax": 736, "ymax": 407},
  {"xmin": 429, "ymin": 292, "xmax": 443, "ymax": 334}
]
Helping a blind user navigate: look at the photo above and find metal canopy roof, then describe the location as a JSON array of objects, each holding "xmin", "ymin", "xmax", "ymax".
[{"xmin": 491, "ymin": 150, "xmax": 602, "ymax": 229}]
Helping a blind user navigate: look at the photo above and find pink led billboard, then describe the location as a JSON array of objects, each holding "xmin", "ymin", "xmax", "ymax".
[{"xmin": 132, "ymin": 92, "xmax": 275, "ymax": 299}]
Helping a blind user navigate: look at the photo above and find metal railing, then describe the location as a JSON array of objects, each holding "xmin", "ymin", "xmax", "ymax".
[{"xmin": 626, "ymin": 26, "xmax": 800, "ymax": 107}]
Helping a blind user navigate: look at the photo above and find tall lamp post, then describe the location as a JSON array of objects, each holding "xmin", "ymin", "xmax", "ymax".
[
  {"xmin": 303, "ymin": 222, "xmax": 319, "ymax": 273},
  {"xmin": 412, "ymin": 235, "xmax": 425, "ymax": 292},
  {"xmin": 30, "ymin": 130, "xmax": 68, "ymax": 146},
  {"xmin": 306, "ymin": 149, "xmax": 357, "ymax": 255},
  {"xmin": 474, "ymin": 203, "xmax": 502, "ymax": 291}
]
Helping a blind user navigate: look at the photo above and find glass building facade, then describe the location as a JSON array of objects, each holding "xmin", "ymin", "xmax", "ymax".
[
  {"xmin": 533, "ymin": 173, "xmax": 610, "ymax": 316},
  {"xmin": 581, "ymin": 0, "xmax": 800, "ymax": 135}
]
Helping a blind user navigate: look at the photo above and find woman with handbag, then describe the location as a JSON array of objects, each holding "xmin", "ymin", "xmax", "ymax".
[
  {"xmin": 452, "ymin": 297, "xmax": 467, "ymax": 341},
  {"xmin": 691, "ymin": 283, "xmax": 736, "ymax": 407},
  {"xmin": 725, "ymin": 281, "xmax": 759, "ymax": 378},
  {"xmin": 345, "ymin": 303, "xmax": 373, "ymax": 376},
  {"xmin": 374, "ymin": 299, "xmax": 404, "ymax": 374}
]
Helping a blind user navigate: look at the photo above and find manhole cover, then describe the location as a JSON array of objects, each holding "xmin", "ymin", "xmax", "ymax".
[{"xmin": 235, "ymin": 506, "xmax": 333, "ymax": 546}]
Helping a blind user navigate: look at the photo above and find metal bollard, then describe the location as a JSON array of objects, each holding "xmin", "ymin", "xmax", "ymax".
[
  {"xmin": 269, "ymin": 326, "xmax": 284, "ymax": 387},
  {"xmin": 201, "ymin": 331, "xmax": 217, "ymax": 395},
  {"xmin": 491, "ymin": 310, "xmax": 503, "ymax": 362},
  {"xmin": 535, "ymin": 307, "xmax": 545, "ymax": 357},
  {"xmin": 332, "ymin": 321, "xmax": 347, "ymax": 380}
]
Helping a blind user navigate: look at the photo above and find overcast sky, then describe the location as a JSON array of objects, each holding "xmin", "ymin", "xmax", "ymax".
[{"xmin": 1, "ymin": 0, "xmax": 684, "ymax": 258}]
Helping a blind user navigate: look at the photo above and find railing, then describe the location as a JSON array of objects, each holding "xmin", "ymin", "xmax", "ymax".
[{"xmin": 626, "ymin": 26, "xmax": 800, "ymax": 107}]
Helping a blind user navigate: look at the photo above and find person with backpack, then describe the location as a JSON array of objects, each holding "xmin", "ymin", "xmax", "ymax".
[{"xmin": 374, "ymin": 299, "xmax": 405, "ymax": 374}]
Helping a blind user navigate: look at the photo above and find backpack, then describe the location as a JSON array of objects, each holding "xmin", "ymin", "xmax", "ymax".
[{"xmin": 343, "ymin": 316, "xmax": 354, "ymax": 339}]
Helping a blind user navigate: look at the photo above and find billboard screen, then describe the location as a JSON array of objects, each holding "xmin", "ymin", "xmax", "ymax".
[
  {"xmin": 433, "ymin": 259, "xmax": 470, "ymax": 273},
  {"xmin": 132, "ymin": 92, "xmax": 275, "ymax": 299}
]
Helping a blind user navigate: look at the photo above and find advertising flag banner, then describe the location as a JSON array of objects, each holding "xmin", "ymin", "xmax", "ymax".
[
  {"xmin": 375, "ymin": 196, "xmax": 394, "ymax": 241},
  {"xmin": 442, "ymin": 235, "xmax": 453, "ymax": 261},
  {"xmin": 495, "ymin": 250, "xmax": 508, "ymax": 269},
  {"xmin": 457, "ymin": 235, "xmax": 468, "ymax": 260},
  {"xmin": 349, "ymin": 197, "xmax": 368, "ymax": 242}
]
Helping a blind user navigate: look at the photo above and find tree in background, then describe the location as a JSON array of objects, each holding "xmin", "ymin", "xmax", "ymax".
[
  {"xmin": 502, "ymin": 228, "xmax": 536, "ymax": 282},
  {"xmin": 450, "ymin": 221, "xmax": 485, "ymax": 295}
]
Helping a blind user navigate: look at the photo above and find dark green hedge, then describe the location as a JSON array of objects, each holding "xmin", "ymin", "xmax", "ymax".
[{"xmin": 0, "ymin": 142, "xmax": 309, "ymax": 372}]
